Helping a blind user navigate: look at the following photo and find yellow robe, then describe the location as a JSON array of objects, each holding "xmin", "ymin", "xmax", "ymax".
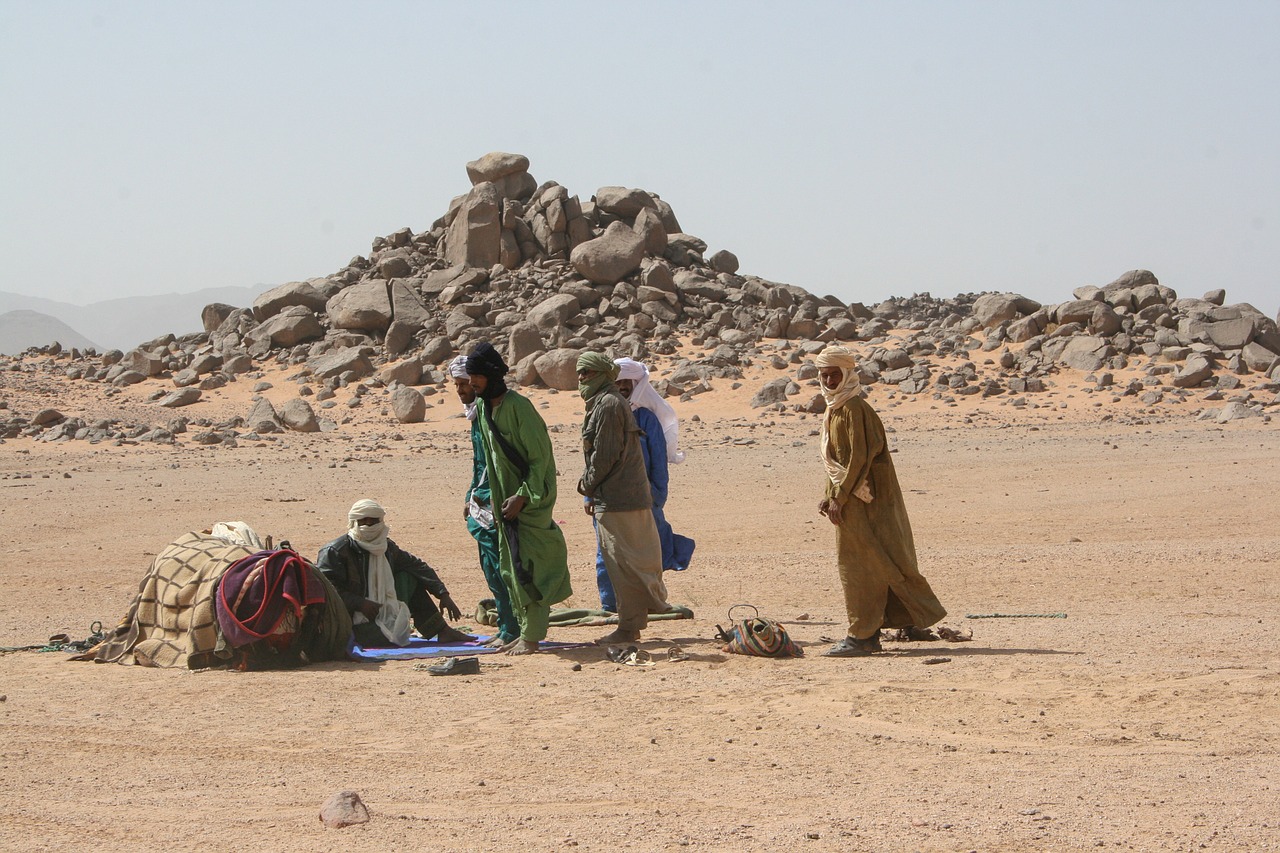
[{"xmin": 823, "ymin": 397, "xmax": 946, "ymax": 639}]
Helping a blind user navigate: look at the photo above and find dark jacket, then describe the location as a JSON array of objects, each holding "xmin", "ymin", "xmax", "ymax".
[
  {"xmin": 579, "ymin": 384, "xmax": 653, "ymax": 513},
  {"xmin": 315, "ymin": 534, "xmax": 448, "ymax": 615}
]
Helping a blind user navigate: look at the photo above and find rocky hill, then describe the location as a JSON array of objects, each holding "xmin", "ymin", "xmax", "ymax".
[{"xmin": 1, "ymin": 152, "xmax": 1277, "ymax": 445}]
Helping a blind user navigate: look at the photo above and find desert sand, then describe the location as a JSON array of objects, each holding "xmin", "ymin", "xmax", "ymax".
[{"xmin": 1, "ymin": 348, "xmax": 1278, "ymax": 852}]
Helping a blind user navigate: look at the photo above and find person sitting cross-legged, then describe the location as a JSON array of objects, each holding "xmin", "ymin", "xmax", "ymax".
[{"xmin": 316, "ymin": 499, "xmax": 474, "ymax": 647}]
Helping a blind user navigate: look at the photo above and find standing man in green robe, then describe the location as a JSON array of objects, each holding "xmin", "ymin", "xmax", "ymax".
[
  {"xmin": 449, "ymin": 355, "xmax": 519, "ymax": 648},
  {"xmin": 465, "ymin": 342, "xmax": 573, "ymax": 656},
  {"xmin": 815, "ymin": 345, "xmax": 946, "ymax": 657}
]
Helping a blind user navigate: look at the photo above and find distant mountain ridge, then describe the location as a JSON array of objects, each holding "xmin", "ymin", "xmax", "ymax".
[
  {"xmin": 0, "ymin": 284, "xmax": 277, "ymax": 353},
  {"xmin": 0, "ymin": 310, "xmax": 100, "ymax": 355}
]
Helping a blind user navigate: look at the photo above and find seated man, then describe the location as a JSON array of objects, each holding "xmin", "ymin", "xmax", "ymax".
[{"xmin": 316, "ymin": 499, "xmax": 473, "ymax": 647}]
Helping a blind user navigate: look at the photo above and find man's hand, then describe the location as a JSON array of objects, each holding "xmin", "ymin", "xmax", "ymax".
[
  {"xmin": 584, "ymin": 499, "xmax": 595, "ymax": 517},
  {"xmin": 358, "ymin": 599, "xmax": 381, "ymax": 621},
  {"xmin": 501, "ymin": 494, "xmax": 527, "ymax": 520},
  {"xmin": 826, "ymin": 498, "xmax": 844, "ymax": 526},
  {"xmin": 438, "ymin": 593, "xmax": 462, "ymax": 621},
  {"xmin": 818, "ymin": 498, "xmax": 830, "ymax": 517},
  {"xmin": 463, "ymin": 501, "xmax": 470, "ymax": 520}
]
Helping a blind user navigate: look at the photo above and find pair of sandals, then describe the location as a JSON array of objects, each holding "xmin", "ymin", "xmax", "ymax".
[{"xmin": 605, "ymin": 645, "xmax": 689, "ymax": 666}]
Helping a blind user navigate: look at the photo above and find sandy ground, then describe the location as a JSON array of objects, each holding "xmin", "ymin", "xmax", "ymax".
[{"xmin": 1, "ymin": 348, "xmax": 1278, "ymax": 852}]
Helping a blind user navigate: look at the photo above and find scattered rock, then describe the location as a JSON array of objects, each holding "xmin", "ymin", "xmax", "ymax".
[
  {"xmin": 751, "ymin": 377, "xmax": 793, "ymax": 408},
  {"xmin": 279, "ymin": 398, "xmax": 320, "ymax": 432},
  {"xmin": 390, "ymin": 387, "xmax": 426, "ymax": 423},
  {"xmin": 320, "ymin": 790, "xmax": 370, "ymax": 829},
  {"xmin": 157, "ymin": 388, "xmax": 201, "ymax": 408}
]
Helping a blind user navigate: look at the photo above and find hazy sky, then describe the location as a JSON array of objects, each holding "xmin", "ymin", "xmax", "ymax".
[{"xmin": 2, "ymin": 1, "xmax": 1277, "ymax": 317}]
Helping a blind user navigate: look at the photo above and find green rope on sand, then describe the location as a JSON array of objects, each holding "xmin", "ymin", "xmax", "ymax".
[
  {"xmin": 0, "ymin": 621, "xmax": 105, "ymax": 655},
  {"xmin": 0, "ymin": 643, "xmax": 48, "ymax": 654},
  {"xmin": 965, "ymin": 612, "xmax": 1067, "ymax": 619}
]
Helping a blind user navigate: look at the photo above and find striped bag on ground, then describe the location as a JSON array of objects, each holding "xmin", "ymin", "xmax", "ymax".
[{"xmin": 716, "ymin": 605, "xmax": 803, "ymax": 658}]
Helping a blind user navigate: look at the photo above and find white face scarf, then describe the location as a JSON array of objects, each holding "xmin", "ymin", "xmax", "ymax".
[
  {"xmin": 614, "ymin": 357, "xmax": 685, "ymax": 463},
  {"xmin": 346, "ymin": 500, "xmax": 412, "ymax": 646},
  {"xmin": 815, "ymin": 349, "xmax": 868, "ymax": 498}
]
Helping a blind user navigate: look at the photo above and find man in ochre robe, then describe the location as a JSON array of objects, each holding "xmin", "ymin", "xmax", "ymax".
[{"xmin": 815, "ymin": 345, "xmax": 946, "ymax": 657}]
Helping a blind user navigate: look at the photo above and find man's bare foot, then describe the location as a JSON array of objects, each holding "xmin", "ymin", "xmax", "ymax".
[
  {"xmin": 435, "ymin": 626, "xmax": 476, "ymax": 644},
  {"xmin": 504, "ymin": 638, "xmax": 540, "ymax": 656},
  {"xmin": 594, "ymin": 628, "xmax": 641, "ymax": 646},
  {"xmin": 482, "ymin": 635, "xmax": 507, "ymax": 648}
]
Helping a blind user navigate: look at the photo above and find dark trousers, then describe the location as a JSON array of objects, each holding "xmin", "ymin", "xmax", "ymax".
[{"xmin": 352, "ymin": 572, "xmax": 446, "ymax": 647}]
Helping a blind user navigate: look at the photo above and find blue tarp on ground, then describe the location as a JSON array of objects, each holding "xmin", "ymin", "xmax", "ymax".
[{"xmin": 348, "ymin": 636, "xmax": 591, "ymax": 661}]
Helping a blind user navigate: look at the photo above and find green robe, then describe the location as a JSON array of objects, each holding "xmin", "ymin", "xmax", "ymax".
[
  {"xmin": 824, "ymin": 396, "xmax": 946, "ymax": 639},
  {"xmin": 467, "ymin": 417, "xmax": 518, "ymax": 643},
  {"xmin": 475, "ymin": 391, "xmax": 572, "ymax": 640}
]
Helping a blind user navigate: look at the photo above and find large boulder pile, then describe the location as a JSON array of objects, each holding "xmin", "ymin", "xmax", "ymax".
[{"xmin": 167, "ymin": 152, "xmax": 881, "ymax": 398}]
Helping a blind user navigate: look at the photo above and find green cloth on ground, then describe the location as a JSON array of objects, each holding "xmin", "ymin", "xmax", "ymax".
[{"xmin": 475, "ymin": 601, "xmax": 693, "ymax": 628}]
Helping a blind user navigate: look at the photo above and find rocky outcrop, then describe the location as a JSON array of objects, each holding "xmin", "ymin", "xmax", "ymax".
[{"xmin": 2, "ymin": 157, "xmax": 1275, "ymax": 447}]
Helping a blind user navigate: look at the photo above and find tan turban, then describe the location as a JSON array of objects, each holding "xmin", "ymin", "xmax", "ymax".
[{"xmin": 815, "ymin": 345, "xmax": 858, "ymax": 370}]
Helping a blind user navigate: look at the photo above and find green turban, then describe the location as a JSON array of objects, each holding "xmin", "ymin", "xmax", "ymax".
[
  {"xmin": 576, "ymin": 351, "xmax": 618, "ymax": 401},
  {"xmin": 576, "ymin": 351, "xmax": 619, "ymax": 379}
]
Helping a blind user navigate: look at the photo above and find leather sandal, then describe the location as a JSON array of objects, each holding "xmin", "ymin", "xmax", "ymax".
[
  {"xmin": 426, "ymin": 656, "xmax": 481, "ymax": 676},
  {"xmin": 821, "ymin": 635, "xmax": 881, "ymax": 657},
  {"xmin": 889, "ymin": 626, "xmax": 939, "ymax": 642}
]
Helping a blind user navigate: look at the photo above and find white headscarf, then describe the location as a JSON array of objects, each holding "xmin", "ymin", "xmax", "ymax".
[
  {"xmin": 614, "ymin": 357, "xmax": 685, "ymax": 464},
  {"xmin": 346, "ymin": 499, "xmax": 411, "ymax": 646},
  {"xmin": 209, "ymin": 521, "xmax": 263, "ymax": 550},
  {"xmin": 448, "ymin": 355, "xmax": 477, "ymax": 421},
  {"xmin": 814, "ymin": 346, "xmax": 868, "ymax": 497}
]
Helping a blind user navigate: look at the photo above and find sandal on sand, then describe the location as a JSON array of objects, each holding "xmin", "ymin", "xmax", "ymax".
[
  {"xmin": 426, "ymin": 656, "xmax": 480, "ymax": 676},
  {"xmin": 936, "ymin": 625, "xmax": 973, "ymax": 642},
  {"xmin": 605, "ymin": 644, "xmax": 638, "ymax": 663},
  {"xmin": 888, "ymin": 626, "xmax": 939, "ymax": 642},
  {"xmin": 821, "ymin": 636, "xmax": 882, "ymax": 657}
]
